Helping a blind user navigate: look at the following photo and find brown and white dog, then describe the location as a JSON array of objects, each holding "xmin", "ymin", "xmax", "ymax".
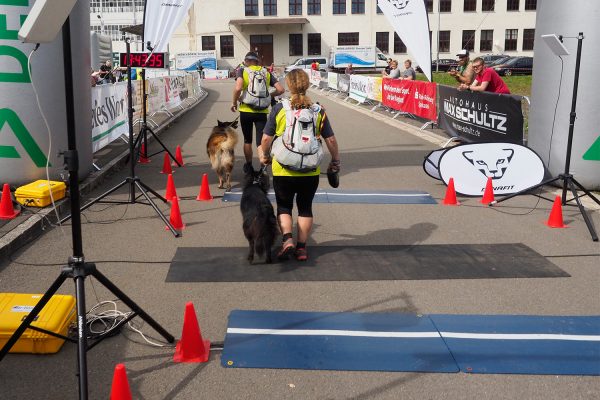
[{"xmin": 206, "ymin": 120, "xmax": 239, "ymax": 190}]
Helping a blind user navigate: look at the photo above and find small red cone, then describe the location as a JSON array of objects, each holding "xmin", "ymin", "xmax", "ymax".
[
  {"xmin": 173, "ymin": 145, "xmax": 184, "ymax": 167},
  {"xmin": 0, "ymin": 183, "xmax": 19, "ymax": 220},
  {"xmin": 481, "ymin": 177, "xmax": 495, "ymax": 204},
  {"xmin": 165, "ymin": 174, "xmax": 178, "ymax": 202},
  {"xmin": 166, "ymin": 197, "xmax": 185, "ymax": 231},
  {"xmin": 160, "ymin": 152, "xmax": 172, "ymax": 174},
  {"xmin": 546, "ymin": 196, "xmax": 568, "ymax": 228},
  {"xmin": 138, "ymin": 143, "xmax": 150, "ymax": 164},
  {"xmin": 109, "ymin": 363, "xmax": 132, "ymax": 400},
  {"xmin": 173, "ymin": 302, "xmax": 210, "ymax": 363},
  {"xmin": 196, "ymin": 173, "xmax": 213, "ymax": 201},
  {"xmin": 442, "ymin": 178, "xmax": 459, "ymax": 206}
]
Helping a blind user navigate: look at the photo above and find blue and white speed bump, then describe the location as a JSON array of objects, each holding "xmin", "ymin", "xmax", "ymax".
[
  {"xmin": 222, "ymin": 310, "xmax": 458, "ymax": 372},
  {"xmin": 222, "ymin": 189, "xmax": 437, "ymax": 204},
  {"xmin": 222, "ymin": 310, "xmax": 600, "ymax": 375}
]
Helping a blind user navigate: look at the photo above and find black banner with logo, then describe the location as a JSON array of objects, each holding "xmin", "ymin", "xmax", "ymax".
[{"xmin": 438, "ymin": 85, "xmax": 524, "ymax": 144}]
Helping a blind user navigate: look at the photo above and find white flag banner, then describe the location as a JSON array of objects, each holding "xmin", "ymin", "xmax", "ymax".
[
  {"xmin": 144, "ymin": 0, "xmax": 194, "ymax": 52},
  {"xmin": 377, "ymin": 0, "xmax": 432, "ymax": 81}
]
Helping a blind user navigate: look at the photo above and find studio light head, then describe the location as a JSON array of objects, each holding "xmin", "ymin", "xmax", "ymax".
[
  {"xmin": 541, "ymin": 34, "xmax": 570, "ymax": 56},
  {"xmin": 18, "ymin": 0, "xmax": 78, "ymax": 43}
]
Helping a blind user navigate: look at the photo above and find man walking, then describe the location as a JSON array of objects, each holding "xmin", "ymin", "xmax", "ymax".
[{"xmin": 231, "ymin": 52, "xmax": 285, "ymax": 172}]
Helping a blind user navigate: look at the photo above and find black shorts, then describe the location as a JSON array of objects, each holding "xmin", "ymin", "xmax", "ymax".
[
  {"xmin": 273, "ymin": 175, "xmax": 320, "ymax": 218},
  {"xmin": 240, "ymin": 111, "xmax": 267, "ymax": 146}
]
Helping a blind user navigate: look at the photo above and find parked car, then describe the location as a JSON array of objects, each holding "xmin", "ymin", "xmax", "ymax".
[
  {"xmin": 493, "ymin": 56, "xmax": 533, "ymax": 76},
  {"xmin": 417, "ymin": 59, "xmax": 458, "ymax": 73},
  {"xmin": 488, "ymin": 56, "xmax": 512, "ymax": 66},
  {"xmin": 480, "ymin": 54, "xmax": 509, "ymax": 64},
  {"xmin": 284, "ymin": 57, "xmax": 328, "ymax": 73}
]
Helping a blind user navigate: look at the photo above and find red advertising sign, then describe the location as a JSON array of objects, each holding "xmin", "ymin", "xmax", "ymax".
[{"xmin": 382, "ymin": 78, "xmax": 437, "ymax": 122}]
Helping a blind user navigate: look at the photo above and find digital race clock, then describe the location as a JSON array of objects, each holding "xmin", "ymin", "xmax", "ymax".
[{"xmin": 119, "ymin": 52, "xmax": 168, "ymax": 69}]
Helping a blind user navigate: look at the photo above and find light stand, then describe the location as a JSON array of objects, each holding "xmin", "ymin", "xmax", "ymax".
[
  {"xmin": 60, "ymin": 38, "xmax": 181, "ymax": 237},
  {"xmin": 0, "ymin": 18, "xmax": 175, "ymax": 399},
  {"xmin": 491, "ymin": 33, "xmax": 599, "ymax": 242}
]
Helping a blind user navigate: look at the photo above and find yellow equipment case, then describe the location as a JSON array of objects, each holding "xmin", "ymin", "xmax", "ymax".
[
  {"xmin": 0, "ymin": 293, "xmax": 76, "ymax": 354},
  {"xmin": 15, "ymin": 180, "xmax": 67, "ymax": 207}
]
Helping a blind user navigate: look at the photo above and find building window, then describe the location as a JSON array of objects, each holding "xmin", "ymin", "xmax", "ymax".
[
  {"xmin": 482, "ymin": 0, "xmax": 495, "ymax": 11},
  {"xmin": 462, "ymin": 30, "xmax": 475, "ymax": 51},
  {"xmin": 264, "ymin": 0, "xmax": 277, "ymax": 16},
  {"xmin": 202, "ymin": 36, "xmax": 215, "ymax": 51},
  {"xmin": 507, "ymin": 0, "xmax": 519, "ymax": 11},
  {"xmin": 376, "ymin": 4, "xmax": 382, "ymax": 14},
  {"xmin": 438, "ymin": 31, "xmax": 450, "ymax": 53},
  {"xmin": 524, "ymin": 0, "xmax": 536, "ymax": 10},
  {"xmin": 308, "ymin": 33, "xmax": 321, "ymax": 55},
  {"xmin": 245, "ymin": 0, "xmax": 258, "ymax": 16},
  {"xmin": 352, "ymin": 0, "xmax": 365, "ymax": 14},
  {"xmin": 440, "ymin": 0, "xmax": 452, "ymax": 12},
  {"xmin": 523, "ymin": 29, "xmax": 535, "ymax": 50},
  {"xmin": 307, "ymin": 0, "xmax": 321, "ymax": 15},
  {"xmin": 463, "ymin": 0, "xmax": 476, "ymax": 12},
  {"xmin": 91, "ymin": 24, "xmax": 141, "ymax": 42},
  {"xmin": 289, "ymin": 0, "xmax": 302, "ymax": 15},
  {"xmin": 425, "ymin": 0, "xmax": 433, "ymax": 12},
  {"xmin": 505, "ymin": 29, "xmax": 518, "ymax": 51},
  {"xmin": 376, "ymin": 32, "xmax": 389, "ymax": 54},
  {"xmin": 289, "ymin": 34, "xmax": 303, "ymax": 56},
  {"xmin": 220, "ymin": 35, "xmax": 234, "ymax": 58},
  {"xmin": 338, "ymin": 32, "xmax": 359, "ymax": 46},
  {"xmin": 480, "ymin": 30, "xmax": 493, "ymax": 52},
  {"xmin": 333, "ymin": 0, "xmax": 346, "ymax": 14},
  {"xmin": 394, "ymin": 33, "xmax": 407, "ymax": 53},
  {"xmin": 91, "ymin": 0, "xmax": 145, "ymax": 13}
]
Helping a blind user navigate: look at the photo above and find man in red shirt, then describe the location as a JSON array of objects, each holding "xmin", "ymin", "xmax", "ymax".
[
  {"xmin": 310, "ymin": 60, "xmax": 319, "ymax": 71},
  {"xmin": 459, "ymin": 57, "xmax": 510, "ymax": 94}
]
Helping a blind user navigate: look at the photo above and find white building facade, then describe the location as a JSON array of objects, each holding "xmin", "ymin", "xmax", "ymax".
[{"xmin": 90, "ymin": 0, "xmax": 537, "ymax": 69}]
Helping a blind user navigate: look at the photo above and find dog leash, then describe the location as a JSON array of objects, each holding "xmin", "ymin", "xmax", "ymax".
[{"xmin": 227, "ymin": 116, "xmax": 240, "ymax": 127}]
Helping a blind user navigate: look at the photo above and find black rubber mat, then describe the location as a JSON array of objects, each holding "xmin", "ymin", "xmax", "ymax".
[{"xmin": 166, "ymin": 243, "xmax": 569, "ymax": 282}]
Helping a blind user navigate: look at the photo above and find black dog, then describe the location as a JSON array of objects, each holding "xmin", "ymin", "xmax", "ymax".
[{"xmin": 240, "ymin": 167, "xmax": 277, "ymax": 264}]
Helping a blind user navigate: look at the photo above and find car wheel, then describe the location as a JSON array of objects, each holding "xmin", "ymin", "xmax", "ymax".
[{"xmin": 504, "ymin": 69, "xmax": 512, "ymax": 77}]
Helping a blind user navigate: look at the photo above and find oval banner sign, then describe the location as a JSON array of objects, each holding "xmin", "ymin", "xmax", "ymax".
[{"xmin": 438, "ymin": 143, "xmax": 546, "ymax": 196}]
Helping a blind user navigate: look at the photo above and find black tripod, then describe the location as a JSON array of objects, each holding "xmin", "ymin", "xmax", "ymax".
[
  {"xmin": 0, "ymin": 20, "xmax": 174, "ymax": 399},
  {"xmin": 491, "ymin": 33, "xmax": 599, "ymax": 242},
  {"xmin": 60, "ymin": 39, "xmax": 180, "ymax": 237}
]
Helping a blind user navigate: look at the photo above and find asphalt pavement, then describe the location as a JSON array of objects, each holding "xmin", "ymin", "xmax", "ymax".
[{"xmin": 0, "ymin": 79, "xmax": 598, "ymax": 399}]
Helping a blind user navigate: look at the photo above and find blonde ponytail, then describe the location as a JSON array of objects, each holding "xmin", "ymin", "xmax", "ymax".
[{"xmin": 285, "ymin": 69, "xmax": 312, "ymax": 109}]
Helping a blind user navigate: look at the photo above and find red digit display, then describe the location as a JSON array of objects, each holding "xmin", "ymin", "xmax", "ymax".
[{"xmin": 118, "ymin": 53, "xmax": 167, "ymax": 69}]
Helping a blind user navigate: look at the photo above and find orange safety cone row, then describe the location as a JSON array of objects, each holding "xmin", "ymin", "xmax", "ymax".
[
  {"xmin": 173, "ymin": 145, "xmax": 184, "ymax": 167},
  {"xmin": 0, "ymin": 183, "xmax": 19, "ymax": 220},
  {"xmin": 138, "ymin": 143, "xmax": 150, "ymax": 164},
  {"xmin": 196, "ymin": 173, "xmax": 213, "ymax": 201},
  {"xmin": 173, "ymin": 302, "xmax": 210, "ymax": 363},
  {"xmin": 160, "ymin": 152, "xmax": 173, "ymax": 174},
  {"xmin": 546, "ymin": 196, "xmax": 568, "ymax": 228},
  {"xmin": 165, "ymin": 174, "xmax": 178, "ymax": 202},
  {"xmin": 481, "ymin": 177, "xmax": 495, "ymax": 204},
  {"xmin": 166, "ymin": 197, "xmax": 185, "ymax": 231},
  {"xmin": 109, "ymin": 364, "xmax": 132, "ymax": 400},
  {"xmin": 442, "ymin": 178, "xmax": 459, "ymax": 206}
]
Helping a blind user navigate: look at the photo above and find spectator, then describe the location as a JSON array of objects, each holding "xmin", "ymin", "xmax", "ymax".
[
  {"xmin": 259, "ymin": 69, "xmax": 340, "ymax": 262},
  {"xmin": 90, "ymin": 68, "xmax": 101, "ymax": 87},
  {"xmin": 197, "ymin": 64, "xmax": 205, "ymax": 79},
  {"xmin": 383, "ymin": 58, "xmax": 393, "ymax": 75},
  {"xmin": 231, "ymin": 51, "xmax": 285, "ymax": 173},
  {"xmin": 383, "ymin": 60, "xmax": 401, "ymax": 79},
  {"xmin": 448, "ymin": 49, "xmax": 475, "ymax": 86},
  {"xmin": 400, "ymin": 59, "xmax": 416, "ymax": 80},
  {"xmin": 344, "ymin": 63, "xmax": 354, "ymax": 75},
  {"xmin": 310, "ymin": 59, "xmax": 319, "ymax": 71},
  {"xmin": 98, "ymin": 59, "xmax": 115, "ymax": 84},
  {"xmin": 459, "ymin": 57, "xmax": 510, "ymax": 94}
]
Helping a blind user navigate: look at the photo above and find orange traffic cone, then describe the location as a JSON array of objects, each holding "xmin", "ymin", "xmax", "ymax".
[
  {"xmin": 160, "ymin": 153, "xmax": 172, "ymax": 174},
  {"xmin": 138, "ymin": 143, "xmax": 150, "ymax": 164},
  {"xmin": 166, "ymin": 197, "xmax": 185, "ymax": 231},
  {"xmin": 165, "ymin": 174, "xmax": 178, "ymax": 202},
  {"xmin": 442, "ymin": 178, "xmax": 459, "ymax": 206},
  {"xmin": 481, "ymin": 177, "xmax": 495, "ymax": 205},
  {"xmin": 109, "ymin": 364, "xmax": 132, "ymax": 400},
  {"xmin": 196, "ymin": 174, "xmax": 213, "ymax": 201},
  {"xmin": 546, "ymin": 196, "xmax": 568, "ymax": 228},
  {"xmin": 173, "ymin": 145, "xmax": 184, "ymax": 167},
  {"xmin": 173, "ymin": 302, "xmax": 210, "ymax": 363},
  {"xmin": 0, "ymin": 183, "xmax": 19, "ymax": 220}
]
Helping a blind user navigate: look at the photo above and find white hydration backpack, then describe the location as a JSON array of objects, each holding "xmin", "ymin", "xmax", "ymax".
[
  {"xmin": 271, "ymin": 99, "xmax": 324, "ymax": 172},
  {"xmin": 241, "ymin": 67, "xmax": 271, "ymax": 109}
]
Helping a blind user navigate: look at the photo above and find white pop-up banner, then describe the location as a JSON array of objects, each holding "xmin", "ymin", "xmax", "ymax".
[
  {"xmin": 144, "ymin": 0, "xmax": 194, "ymax": 52},
  {"xmin": 377, "ymin": 0, "xmax": 432, "ymax": 81}
]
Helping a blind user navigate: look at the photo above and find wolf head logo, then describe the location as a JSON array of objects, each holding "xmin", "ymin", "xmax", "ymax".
[
  {"xmin": 388, "ymin": 0, "xmax": 410, "ymax": 10},
  {"xmin": 462, "ymin": 149, "xmax": 515, "ymax": 179}
]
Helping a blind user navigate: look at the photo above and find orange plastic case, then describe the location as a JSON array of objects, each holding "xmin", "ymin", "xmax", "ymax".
[
  {"xmin": 0, "ymin": 293, "xmax": 76, "ymax": 354},
  {"xmin": 15, "ymin": 180, "xmax": 66, "ymax": 207}
]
